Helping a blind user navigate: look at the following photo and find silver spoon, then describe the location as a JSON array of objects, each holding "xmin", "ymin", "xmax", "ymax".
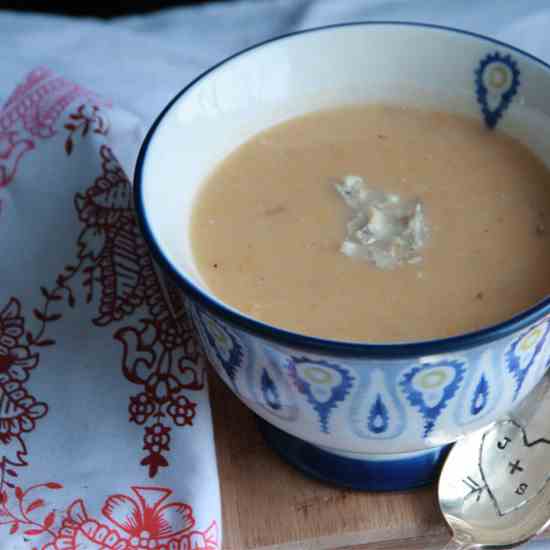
[{"xmin": 439, "ymin": 373, "xmax": 550, "ymax": 549}]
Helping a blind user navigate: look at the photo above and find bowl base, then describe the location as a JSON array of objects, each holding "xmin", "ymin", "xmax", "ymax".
[{"xmin": 258, "ymin": 418, "xmax": 451, "ymax": 491}]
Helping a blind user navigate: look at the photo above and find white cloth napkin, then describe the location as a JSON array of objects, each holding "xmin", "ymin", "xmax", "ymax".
[
  {"xmin": 3, "ymin": 2, "xmax": 550, "ymax": 549},
  {"xmin": 0, "ymin": 68, "xmax": 220, "ymax": 549}
]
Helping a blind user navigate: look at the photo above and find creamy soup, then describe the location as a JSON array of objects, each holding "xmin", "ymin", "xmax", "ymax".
[{"xmin": 190, "ymin": 105, "xmax": 550, "ymax": 342}]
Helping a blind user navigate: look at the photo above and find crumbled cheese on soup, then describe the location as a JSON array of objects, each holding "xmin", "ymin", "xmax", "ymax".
[{"xmin": 335, "ymin": 175, "xmax": 428, "ymax": 269}]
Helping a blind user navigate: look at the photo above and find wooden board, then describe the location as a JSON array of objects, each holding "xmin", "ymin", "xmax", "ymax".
[
  {"xmin": 210, "ymin": 374, "xmax": 448, "ymax": 550},
  {"xmin": 210, "ymin": 373, "xmax": 545, "ymax": 549}
]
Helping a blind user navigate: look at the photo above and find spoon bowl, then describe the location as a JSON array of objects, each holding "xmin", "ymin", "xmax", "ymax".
[{"xmin": 440, "ymin": 375, "xmax": 550, "ymax": 549}]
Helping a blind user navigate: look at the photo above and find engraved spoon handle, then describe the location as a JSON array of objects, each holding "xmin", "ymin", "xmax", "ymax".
[{"xmin": 442, "ymin": 538, "xmax": 478, "ymax": 550}]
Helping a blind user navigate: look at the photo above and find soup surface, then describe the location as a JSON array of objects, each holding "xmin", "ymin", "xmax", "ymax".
[{"xmin": 191, "ymin": 105, "xmax": 550, "ymax": 342}]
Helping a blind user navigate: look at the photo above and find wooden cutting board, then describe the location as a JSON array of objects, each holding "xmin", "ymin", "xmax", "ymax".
[
  {"xmin": 210, "ymin": 373, "xmax": 546, "ymax": 550},
  {"xmin": 210, "ymin": 373, "xmax": 445, "ymax": 550}
]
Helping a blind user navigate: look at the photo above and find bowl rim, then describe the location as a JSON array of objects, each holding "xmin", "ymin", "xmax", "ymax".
[{"xmin": 134, "ymin": 20, "xmax": 550, "ymax": 359}]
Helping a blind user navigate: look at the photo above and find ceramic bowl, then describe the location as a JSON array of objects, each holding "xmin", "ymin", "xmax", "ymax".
[{"xmin": 134, "ymin": 22, "xmax": 550, "ymax": 490}]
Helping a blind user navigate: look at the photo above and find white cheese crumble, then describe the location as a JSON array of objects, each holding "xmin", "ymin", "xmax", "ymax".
[{"xmin": 335, "ymin": 175, "xmax": 428, "ymax": 269}]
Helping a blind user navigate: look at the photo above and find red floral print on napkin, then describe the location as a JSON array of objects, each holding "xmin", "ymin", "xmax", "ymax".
[
  {"xmin": 0, "ymin": 67, "xmax": 218, "ymax": 549},
  {"xmin": 1, "ymin": 84, "xmax": 205, "ymax": 479},
  {"xmin": 0, "ymin": 483, "xmax": 218, "ymax": 550},
  {"xmin": 73, "ymin": 144, "xmax": 205, "ymax": 477},
  {"xmin": 0, "ymin": 299, "xmax": 47, "ymax": 485},
  {"xmin": 0, "ymin": 67, "xmax": 103, "ymax": 188}
]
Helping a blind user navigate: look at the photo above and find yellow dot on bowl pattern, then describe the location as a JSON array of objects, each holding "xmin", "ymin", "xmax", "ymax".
[
  {"xmin": 519, "ymin": 326, "xmax": 543, "ymax": 352},
  {"xmin": 488, "ymin": 65, "xmax": 509, "ymax": 89},
  {"xmin": 303, "ymin": 366, "xmax": 333, "ymax": 385},
  {"xmin": 418, "ymin": 369, "xmax": 448, "ymax": 390}
]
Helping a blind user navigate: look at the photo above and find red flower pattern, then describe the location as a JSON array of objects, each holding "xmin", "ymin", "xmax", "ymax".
[
  {"xmin": 0, "ymin": 67, "xmax": 218, "ymax": 548},
  {"xmin": 144, "ymin": 423, "xmax": 171, "ymax": 454},
  {"xmin": 0, "ymin": 483, "xmax": 218, "ymax": 550},
  {"xmin": 70, "ymin": 144, "xmax": 205, "ymax": 477},
  {"xmin": 0, "ymin": 67, "xmax": 103, "ymax": 189},
  {"xmin": 64, "ymin": 103, "xmax": 109, "ymax": 155},
  {"xmin": 130, "ymin": 392, "xmax": 158, "ymax": 425},
  {"xmin": 167, "ymin": 395, "xmax": 197, "ymax": 427},
  {"xmin": 0, "ymin": 300, "xmax": 38, "ymax": 383},
  {"xmin": 0, "ymin": 299, "xmax": 48, "ymax": 480}
]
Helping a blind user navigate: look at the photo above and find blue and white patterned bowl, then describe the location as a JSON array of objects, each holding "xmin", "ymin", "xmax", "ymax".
[{"xmin": 134, "ymin": 23, "xmax": 550, "ymax": 490}]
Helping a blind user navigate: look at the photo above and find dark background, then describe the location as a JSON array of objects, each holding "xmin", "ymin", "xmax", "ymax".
[{"xmin": 2, "ymin": 1, "xmax": 230, "ymax": 17}]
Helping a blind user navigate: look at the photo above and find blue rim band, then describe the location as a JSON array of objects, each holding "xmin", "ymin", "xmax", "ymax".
[{"xmin": 134, "ymin": 21, "xmax": 550, "ymax": 360}]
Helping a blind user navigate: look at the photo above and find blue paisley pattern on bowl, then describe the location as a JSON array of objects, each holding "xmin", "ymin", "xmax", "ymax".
[
  {"xmin": 475, "ymin": 51, "xmax": 520, "ymax": 129},
  {"xmin": 190, "ymin": 305, "xmax": 249, "ymax": 389},
  {"xmin": 453, "ymin": 348, "xmax": 503, "ymax": 427},
  {"xmin": 400, "ymin": 359, "xmax": 467, "ymax": 437},
  {"xmin": 349, "ymin": 367, "xmax": 406, "ymax": 440},
  {"xmin": 505, "ymin": 318, "xmax": 550, "ymax": 400},
  {"xmin": 470, "ymin": 374, "xmax": 489, "ymax": 415},
  {"xmin": 287, "ymin": 357, "xmax": 354, "ymax": 434},
  {"xmin": 190, "ymin": 296, "xmax": 550, "ymax": 451},
  {"xmin": 246, "ymin": 347, "xmax": 299, "ymax": 422}
]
